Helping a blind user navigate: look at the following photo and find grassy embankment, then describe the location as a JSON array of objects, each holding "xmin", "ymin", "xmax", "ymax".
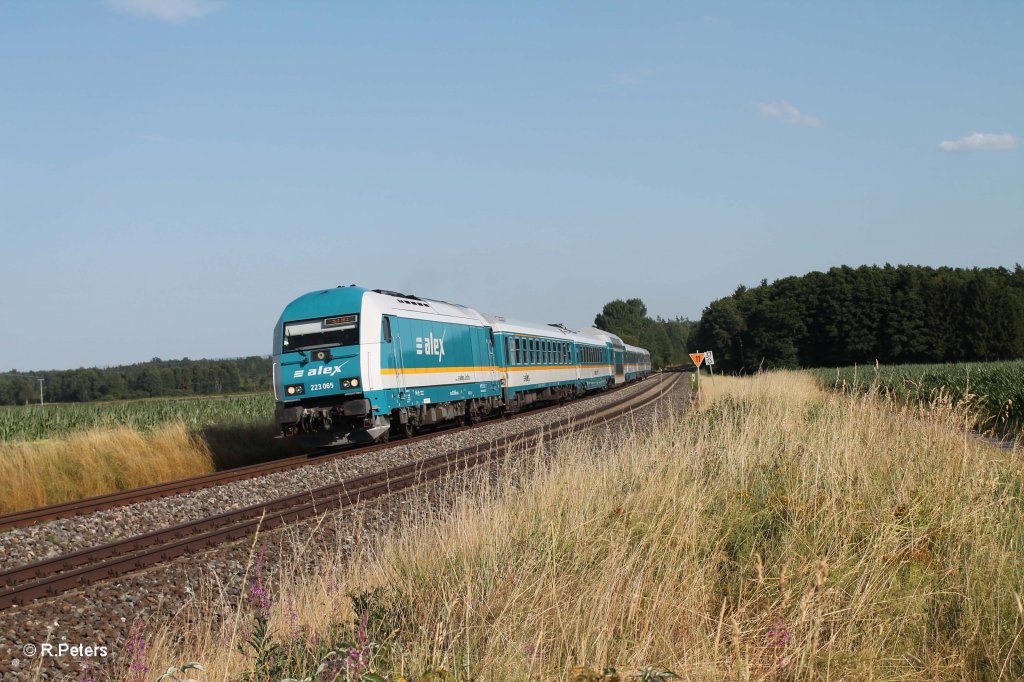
[
  {"xmin": 814, "ymin": 360, "xmax": 1024, "ymax": 440},
  {"xmin": 0, "ymin": 394, "xmax": 285, "ymax": 514},
  {"xmin": 133, "ymin": 372, "xmax": 1024, "ymax": 681}
]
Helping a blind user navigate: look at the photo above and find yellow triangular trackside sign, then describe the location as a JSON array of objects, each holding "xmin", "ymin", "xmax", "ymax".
[{"xmin": 690, "ymin": 352, "xmax": 705, "ymax": 367}]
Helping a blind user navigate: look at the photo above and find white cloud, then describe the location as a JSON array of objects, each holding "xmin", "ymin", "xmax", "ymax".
[
  {"xmin": 107, "ymin": 0, "xmax": 222, "ymax": 24},
  {"xmin": 756, "ymin": 100, "xmax": 822, "ymax": 127},
  {"xmin": 939, "ymin": 132, "xmax": 1020, "ymax": 152}
]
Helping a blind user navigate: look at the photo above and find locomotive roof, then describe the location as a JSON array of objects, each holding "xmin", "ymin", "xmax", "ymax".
[
  {"xmin": 281, "ymin": 286, "xmax": 490, "ymax": 325},
  {"xmin": 279, "ymin": 285, "xmax": 370, "ymax": 322}
]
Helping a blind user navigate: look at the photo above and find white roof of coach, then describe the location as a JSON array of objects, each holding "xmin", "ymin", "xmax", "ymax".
[
  {"xmin": 481, "ymin": 313, "xmax": 576, "ymax": 339},
  {"xmin": 482, "ymin": 315, "xmax": 624, "ymax": 348},
  {"xmin": 578, "ymin": 327, "xmax": 628, "ymax": 348}
]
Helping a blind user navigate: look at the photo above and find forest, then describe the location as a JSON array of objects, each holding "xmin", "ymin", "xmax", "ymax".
[
  {"xmin": 0, "ymin": 356, "xmax": 271, "ymax": 405},
  {"xmin": 692, "ymin": 264, "xmax": 1024, "ymax": 372}
]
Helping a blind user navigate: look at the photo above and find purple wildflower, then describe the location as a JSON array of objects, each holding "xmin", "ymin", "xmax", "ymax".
[
  {"xmin": 345, "ymin": 609, "xmax": 371, "ymax": 677},
  {"xmin": 248, "ymin": 545, "xmax": 272, "ymax": 618},
  {"xmin": 768, "ymin": 618, "xmax": 791, "ymax": 649},
  {"xmin": 126, "ymin": 619, "xmax": 149, "ymax": 682}
]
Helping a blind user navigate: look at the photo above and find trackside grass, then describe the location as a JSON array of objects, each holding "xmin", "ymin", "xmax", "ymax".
[
  {"xmin": 814, "ymin": 360, "xmax": 1024, "ymax": 439},
  {"xmin": 135, "ymin": 372, "xmax": 1024, "ymax": 681},
  {"xmin": 0, "ymin": 394, "xmax": 293, "ymax": 514},
  {"xmin": 0, "ymin": 424, "xmax": 217, "ymax": 513}
]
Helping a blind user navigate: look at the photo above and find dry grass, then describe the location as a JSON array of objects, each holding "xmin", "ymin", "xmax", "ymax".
[
  {"xmin": 0, "ymin": 423, "xmax": 216, "ymax": 513},
  {"xmin": 138, "ymin": 372, "xmax": 1024, "ymax": 681}
]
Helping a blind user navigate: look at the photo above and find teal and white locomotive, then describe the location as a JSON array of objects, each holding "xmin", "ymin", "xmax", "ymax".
[{"xmin": 273, "ymin": 286, "xmax": 651, "ymax": 447}]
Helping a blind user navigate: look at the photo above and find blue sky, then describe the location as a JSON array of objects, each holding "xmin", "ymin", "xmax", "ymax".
[{"xmin": 1, "ymin": 1, "xmax": 1021, "ymax": 371}]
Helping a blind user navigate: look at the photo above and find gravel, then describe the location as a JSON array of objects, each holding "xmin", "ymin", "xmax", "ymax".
[{"xmin": 0, "ymin": 376, "xmax": 687, "ymax": 681}]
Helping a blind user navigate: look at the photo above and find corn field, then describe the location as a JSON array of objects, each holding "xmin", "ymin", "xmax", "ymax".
[
  {"xmin": 0, "ymin": 393, "xmax": 275, "ymax": 442},
  {"xmin": 813, "ymin": 360, "xmax": 1024, "ymax": 437}
]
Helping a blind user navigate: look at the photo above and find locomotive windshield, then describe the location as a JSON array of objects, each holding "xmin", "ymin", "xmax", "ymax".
[{"xmin": 283, "ymin": 315, "xmax": 359, "ymax": 352}]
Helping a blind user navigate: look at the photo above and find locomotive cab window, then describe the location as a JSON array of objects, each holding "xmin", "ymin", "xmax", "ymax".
[{"xmin": 283, "ymin": 314, "xmax": 359, "ymax": 352}]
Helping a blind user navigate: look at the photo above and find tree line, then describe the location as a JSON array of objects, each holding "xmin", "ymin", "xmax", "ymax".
[
  {"xmin": 0, "ymin": 357, "xmax": 272, "ymax": 405},
  {"xmin": 692, "ymin": 264, "xmax": 1024, "ymax": 373},
  {"xmin": 594, "ymin": 299, "xmax": 695, "ymax": 369}
]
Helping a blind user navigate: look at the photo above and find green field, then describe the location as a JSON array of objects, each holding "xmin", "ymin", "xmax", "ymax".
[
  {"xmin": 0, "ymin": 393, "xmax": 274, "ymax": 442},
  {"xmin": 813, "ymin": 360, "xmax": 1024, "ymax": 437}
]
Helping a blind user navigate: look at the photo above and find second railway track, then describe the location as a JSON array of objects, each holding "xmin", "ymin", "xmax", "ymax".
[{"xmin": 0, "ymin": 374, "xmax": 678, "ymax": 611}]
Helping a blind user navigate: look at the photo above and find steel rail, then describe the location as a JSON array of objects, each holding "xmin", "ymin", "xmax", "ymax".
[{"xmin": 0, "ymin": 374, "xmax": 675, "ymax": 610}]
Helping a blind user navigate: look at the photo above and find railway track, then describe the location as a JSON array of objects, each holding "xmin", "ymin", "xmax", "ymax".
[
  {"xmin": 0, "ymin": 374, "xmax": 676, "ymax": 610},
  {"xmin": 0, "ymin": 379, "xmax": 651, "ymax": 533}
]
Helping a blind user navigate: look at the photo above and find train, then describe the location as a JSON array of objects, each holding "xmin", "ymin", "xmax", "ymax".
[{"xmin": 272, "ymin": 286, "xmax": 652, "ymax": 447}]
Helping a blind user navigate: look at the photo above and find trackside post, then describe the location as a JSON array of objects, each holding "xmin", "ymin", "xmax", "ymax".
[{"xmin": 689, "ymin": 352, "xmax": 705, "ymax": 400}]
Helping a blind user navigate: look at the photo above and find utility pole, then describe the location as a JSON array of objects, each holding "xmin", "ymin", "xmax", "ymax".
[{"xmin": 1, "ymin": 373, "xmax": 45, "ymax": 405}]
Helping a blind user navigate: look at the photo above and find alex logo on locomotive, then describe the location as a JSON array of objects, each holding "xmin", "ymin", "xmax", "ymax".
[
  {"xmin": 415, "ymin": 331, "xmax": 446, "ymax": 362},
  {"xmin": 291, "ymin": 360, "xmax": 351, "ymax": 379}
]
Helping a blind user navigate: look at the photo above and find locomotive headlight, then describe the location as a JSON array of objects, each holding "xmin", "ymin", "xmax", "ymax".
[
  {"xmin": 351, "ymin": 378, "xmax": 359, "ymax": 387},
  {"xmin": 286, "ymin": 386, "xmax": 295, "ymax": 395},
  {"xmin": 285, "ymin": 384, "xmax": 305, "ymax": 396}
]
